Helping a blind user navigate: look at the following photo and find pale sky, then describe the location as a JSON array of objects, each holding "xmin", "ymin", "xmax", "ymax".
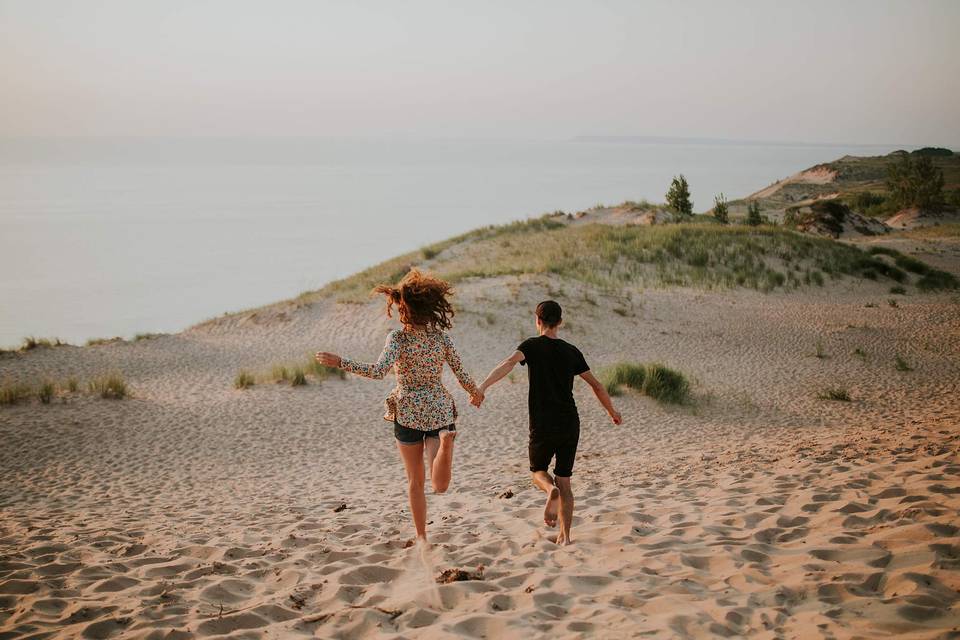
[{"xmin": 1, "ymin": 0, "xmax": 958, "ymax": 145}]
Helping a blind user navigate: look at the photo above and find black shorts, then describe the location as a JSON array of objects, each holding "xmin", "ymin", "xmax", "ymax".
[
  {"xmin": 394, "ymin": 421, "xmax": 456, "ymax": 445},
  {"xmin": 529, "ymin": 425, "xmax": 580, "ymax": 478}
]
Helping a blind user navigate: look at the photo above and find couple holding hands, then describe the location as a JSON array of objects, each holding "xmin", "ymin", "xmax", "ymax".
[{"xmin": 315, "ymin": 269, "xmax": 621, "ymax": 547}]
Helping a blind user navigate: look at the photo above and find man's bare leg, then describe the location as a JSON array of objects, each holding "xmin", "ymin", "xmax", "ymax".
[
  {"xmin": 425, "ymin": 430, "xmax": 456, "ymax": 493},
  {"xmin": 554, "ymin": 476, "xmax": 574, "ymax": 545},
  {"xmin": 531, "ymin": 470, "xmax": 560, "ymax": 527}
]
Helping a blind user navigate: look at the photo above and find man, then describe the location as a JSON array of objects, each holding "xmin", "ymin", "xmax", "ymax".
[{"xmin": 474, "ymin": 300, "xmax": 622, "ymax": 545}]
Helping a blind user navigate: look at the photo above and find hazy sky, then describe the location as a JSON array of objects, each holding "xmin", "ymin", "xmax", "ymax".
[{"xmin": 1, "ymin": 0, "xmax": 958, "ymax": 145}]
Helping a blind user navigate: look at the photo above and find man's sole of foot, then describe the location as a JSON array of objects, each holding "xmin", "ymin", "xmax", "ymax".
[{"xmin": 544, "ymin": 487, "xmax": 560, "ymax": 527}]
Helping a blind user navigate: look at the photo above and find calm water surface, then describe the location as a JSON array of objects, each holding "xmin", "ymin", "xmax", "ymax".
[{"xmin": 0, "ymin": 137, "xmax": 902, "ymax": 346}]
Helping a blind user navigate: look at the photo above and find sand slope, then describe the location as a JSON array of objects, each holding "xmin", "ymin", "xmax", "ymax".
[{"xmin": 1, "ymin": 274, "xmax": 959, "ymax": 639}]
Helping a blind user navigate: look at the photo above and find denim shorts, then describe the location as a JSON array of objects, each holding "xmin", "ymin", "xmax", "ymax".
[{"xmin": 394, "ymin": 420, "xmax": 456, "ymax": 444}]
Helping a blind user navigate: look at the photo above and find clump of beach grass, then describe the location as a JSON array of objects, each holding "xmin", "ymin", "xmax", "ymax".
[
  {"xmin": 89, "ymin": 374, "xmax": 127, "ymax": 399},
  {"xmin": 894, "ymin": 355, "xmax": 914, "ymax": 372},
  {"xmin": 291, "ymin": 367, "xmax": 308, "ymax": 387},
  {"xmin": 817, "ymin": 387, "xmax": 851, "ymax": 402},
  {"xmin": 86, "ymin": 337, "xmax": 124, "ymax": 346},
  {"xmin": 235, "ymin": 370, "xmax": 255, "ymax": 389},
  {"xmin": 38, "ymin": 382, "xmax": 55, "ymax": 404},
  {"xmin": 601, "ymin": 362, "xmax": 690, "ymax": 404},
  {"xmin": 889, "ymin": 285, "xmax": 907, "ymax": 295},
  {"xmin": 814, "ymin": 341, "xmax": 828, "ymax": 359},
  {"xmin": 66, "ymin": 378, "xmax": 80, "ymax": 393},
  {"xmin": 134, "ymin": 333, "xmax": 164, "ymax": 341},
  {"xmin": 21, "ymin": 336, "xmax": 68, "ymax": 351},
  {"xmin": 0, "ymin": 382, "xmax": 33, "ymax": 406}
]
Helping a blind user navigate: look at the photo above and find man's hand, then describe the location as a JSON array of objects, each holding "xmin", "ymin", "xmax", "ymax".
[
  {"xmin": 609, "ymin": 410, "xmax": 622, "ymax": 425},
  {"xmin": 470, "ymin": 390, "xmax": 484, "ymax": 408},
  {"xmin": 315, "ymin": 352, "xmax": 342, "ymax": 368}
]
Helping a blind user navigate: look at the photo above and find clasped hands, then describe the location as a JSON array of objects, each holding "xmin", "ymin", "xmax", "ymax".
[{"xmin": 470, "ymin": 387, "xmax": 485, "ymax": 408}]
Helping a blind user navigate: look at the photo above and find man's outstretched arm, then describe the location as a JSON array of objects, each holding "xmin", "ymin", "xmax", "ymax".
[
  {"xmin": 580, "ymin": 371, "xmax": 622, "ymax": 425},
  {"xmin": 477, "ymin": 350, "xmax": 525, "ymax": 401}
]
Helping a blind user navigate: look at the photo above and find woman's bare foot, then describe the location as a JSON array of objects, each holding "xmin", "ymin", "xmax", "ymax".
[{"xmin": 544, "ymin": 486, "xmax": 560, "ymax": 527}]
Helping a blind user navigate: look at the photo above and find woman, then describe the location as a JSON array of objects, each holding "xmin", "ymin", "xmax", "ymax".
[{"xmin": 315, "ymin": 269, "xmax": 482, "ymax": 544}]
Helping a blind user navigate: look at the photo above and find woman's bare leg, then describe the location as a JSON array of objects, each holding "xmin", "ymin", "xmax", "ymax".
[
  {"xmin": 532, "ymin": 471, "xmax": 560, "ymax": 527},
  {"xmin": 425, "ymin": 430, "xmax": 456, "ymax": 493},
  {"xmin": 396, "ymin": 441, "xmax": 428, "ymax": 540}
]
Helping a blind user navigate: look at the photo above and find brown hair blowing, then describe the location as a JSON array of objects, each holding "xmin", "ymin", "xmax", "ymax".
[{"xmin": 373, "ymin": 269, "xmax": 455, "ymax": 330}]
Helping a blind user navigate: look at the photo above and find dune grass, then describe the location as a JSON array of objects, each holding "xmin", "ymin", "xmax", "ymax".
[
  {"xmin": 248, "ymin": 356, "xmax": 345, "ymax": 389},
  {"xmin": 88, "ymin": 374, "xmax": 127, "ymax": 399},
  {"xmin": 86, "ymin": 337, "xmax": 124, "ymax": 346},
  {"xmin": 817, "ymin": 387, "xmax": 851, "ymax": 402},
  {"xmin": 1, "ymin": 374, "xmax": 128, "ymax": 406},
  {"xmin": 235, "ymin": 370, "xmax": 255, "ymax": 389},
  {"xmin": 601, "ymin": 362, "xmax": 690, "ymax": 404},
  {"xmin": 896, "ymin": 223, "xmax": 960, "ymax": 239},
  {"xmin": 310, "ymin": 221, "xmax": 943, "ymax": 303},
  {"xmin": 867, "ymin": 245, "xmax": 959, "ymax": 291},
  {"xmin": 38, "ymin": 382, "xmax": 55, "ymax": 404},
  {"xmin": 0, "ymin": 382, "xmax": 33, "ymax": 406},
  {"xmin": 20, "ymin": 336, "xmax": 69, "ymax": 351},
  {"xmin": 894, "ymin": 355, "xmax": 914, "ymax": 372}
]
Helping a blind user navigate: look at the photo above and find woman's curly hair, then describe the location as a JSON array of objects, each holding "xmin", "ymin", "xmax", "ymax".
[{"xmin": 373, "ymin": 269, "xmax": 455, "ymax": 330}]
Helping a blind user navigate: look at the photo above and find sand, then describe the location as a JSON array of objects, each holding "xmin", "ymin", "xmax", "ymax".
[{"xmin": 1, "ymin": 268, "xmax": 959, "ymax": 638}]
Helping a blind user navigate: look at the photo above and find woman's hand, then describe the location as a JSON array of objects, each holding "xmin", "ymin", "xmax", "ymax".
[
  {"xmin": 609, "ymin": 409, "xmax": 622, "ymax": 425},
  {"xmin": 315, "ymin": 352, "xmax": 342, "ymax": 368},
  {"xmin": 470, "ymin": 389, "xmax": 484, "ymax": 408}
]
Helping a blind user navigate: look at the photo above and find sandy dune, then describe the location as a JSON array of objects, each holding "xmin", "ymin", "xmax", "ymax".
[{"xmin": 1, "ymin": 272, "xmax": 959, "ymax": 638}]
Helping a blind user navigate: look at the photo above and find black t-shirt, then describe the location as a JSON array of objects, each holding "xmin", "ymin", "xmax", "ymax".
[{"xmin": 517, "ymin": 335, "xmax": 590, "ymax": 433}]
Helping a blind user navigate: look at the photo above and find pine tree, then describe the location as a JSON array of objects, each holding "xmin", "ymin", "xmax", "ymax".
[
  {"xmin": 886, "ymin": 155, "xmax": 945, "ymax": 211},
  {"xmin": 746, "ymin": 201, "xmax": 762, "ymax": 226},
  {"xmin": 666, "ymin": 175, "xmax": 693, "ymax": 219},
  {"xmin": 713, "ymin": 193, "xmax": 729, "ymax": 224}
]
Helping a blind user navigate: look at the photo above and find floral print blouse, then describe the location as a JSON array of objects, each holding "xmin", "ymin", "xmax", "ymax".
[{"xmin": 340, "ymin": 327, "xmax": 479, "ymax": 431}]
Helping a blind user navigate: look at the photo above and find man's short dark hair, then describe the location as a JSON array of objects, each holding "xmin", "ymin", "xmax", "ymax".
[{"xmin": 536, "ymin": 300, "xmax": 562, "ymax": 327}]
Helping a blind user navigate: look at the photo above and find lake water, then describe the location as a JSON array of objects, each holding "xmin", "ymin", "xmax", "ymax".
[{"xmin": 0, "ymin": 137, "xmax": 902, "ymax": 347}]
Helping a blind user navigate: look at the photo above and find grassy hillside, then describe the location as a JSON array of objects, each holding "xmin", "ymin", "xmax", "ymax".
[
  {"xmin": 729, "ymin": 149, "xmax": 960, "ymax": 220},
  {"xmin": 306, "ymin": 218, "xmax": 956, "ymax": 304}
]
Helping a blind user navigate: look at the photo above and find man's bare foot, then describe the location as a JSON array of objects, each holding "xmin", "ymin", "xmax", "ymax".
[{"xmin": 544, "ymin": 487, "xmax": 560, "ymax": 527}]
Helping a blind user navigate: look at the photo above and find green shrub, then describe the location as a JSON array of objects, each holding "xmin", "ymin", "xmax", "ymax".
[
  {"xmin": 817, "ymin": 387, "xmax": 851, "ymax": 402},
  {"xmin": 89, "ymin": 374, "xmax": 127, "ymax": 399},
  {"xmin": 235, "ymin": 370, "xmax": 255, "ymax": 389},
  {"xmin": 38, "ymin": 382, "xmax": 55, "ymax": 404},
  {"xmin": 890, "ymin": 285, "xmax": 906, "ymax": 295},
  {"xmin": 746, "ymin": 201, "xmax": 762, "ymax": 226}
]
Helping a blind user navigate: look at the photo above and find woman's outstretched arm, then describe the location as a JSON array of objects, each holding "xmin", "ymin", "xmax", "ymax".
[
  {"xmin": 316, "ymin": 330, "xmax": 400, "ymax": 380},
  {"xmin": 442, "ymin": 334, "xmax": 482, "ymax": 402}
]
